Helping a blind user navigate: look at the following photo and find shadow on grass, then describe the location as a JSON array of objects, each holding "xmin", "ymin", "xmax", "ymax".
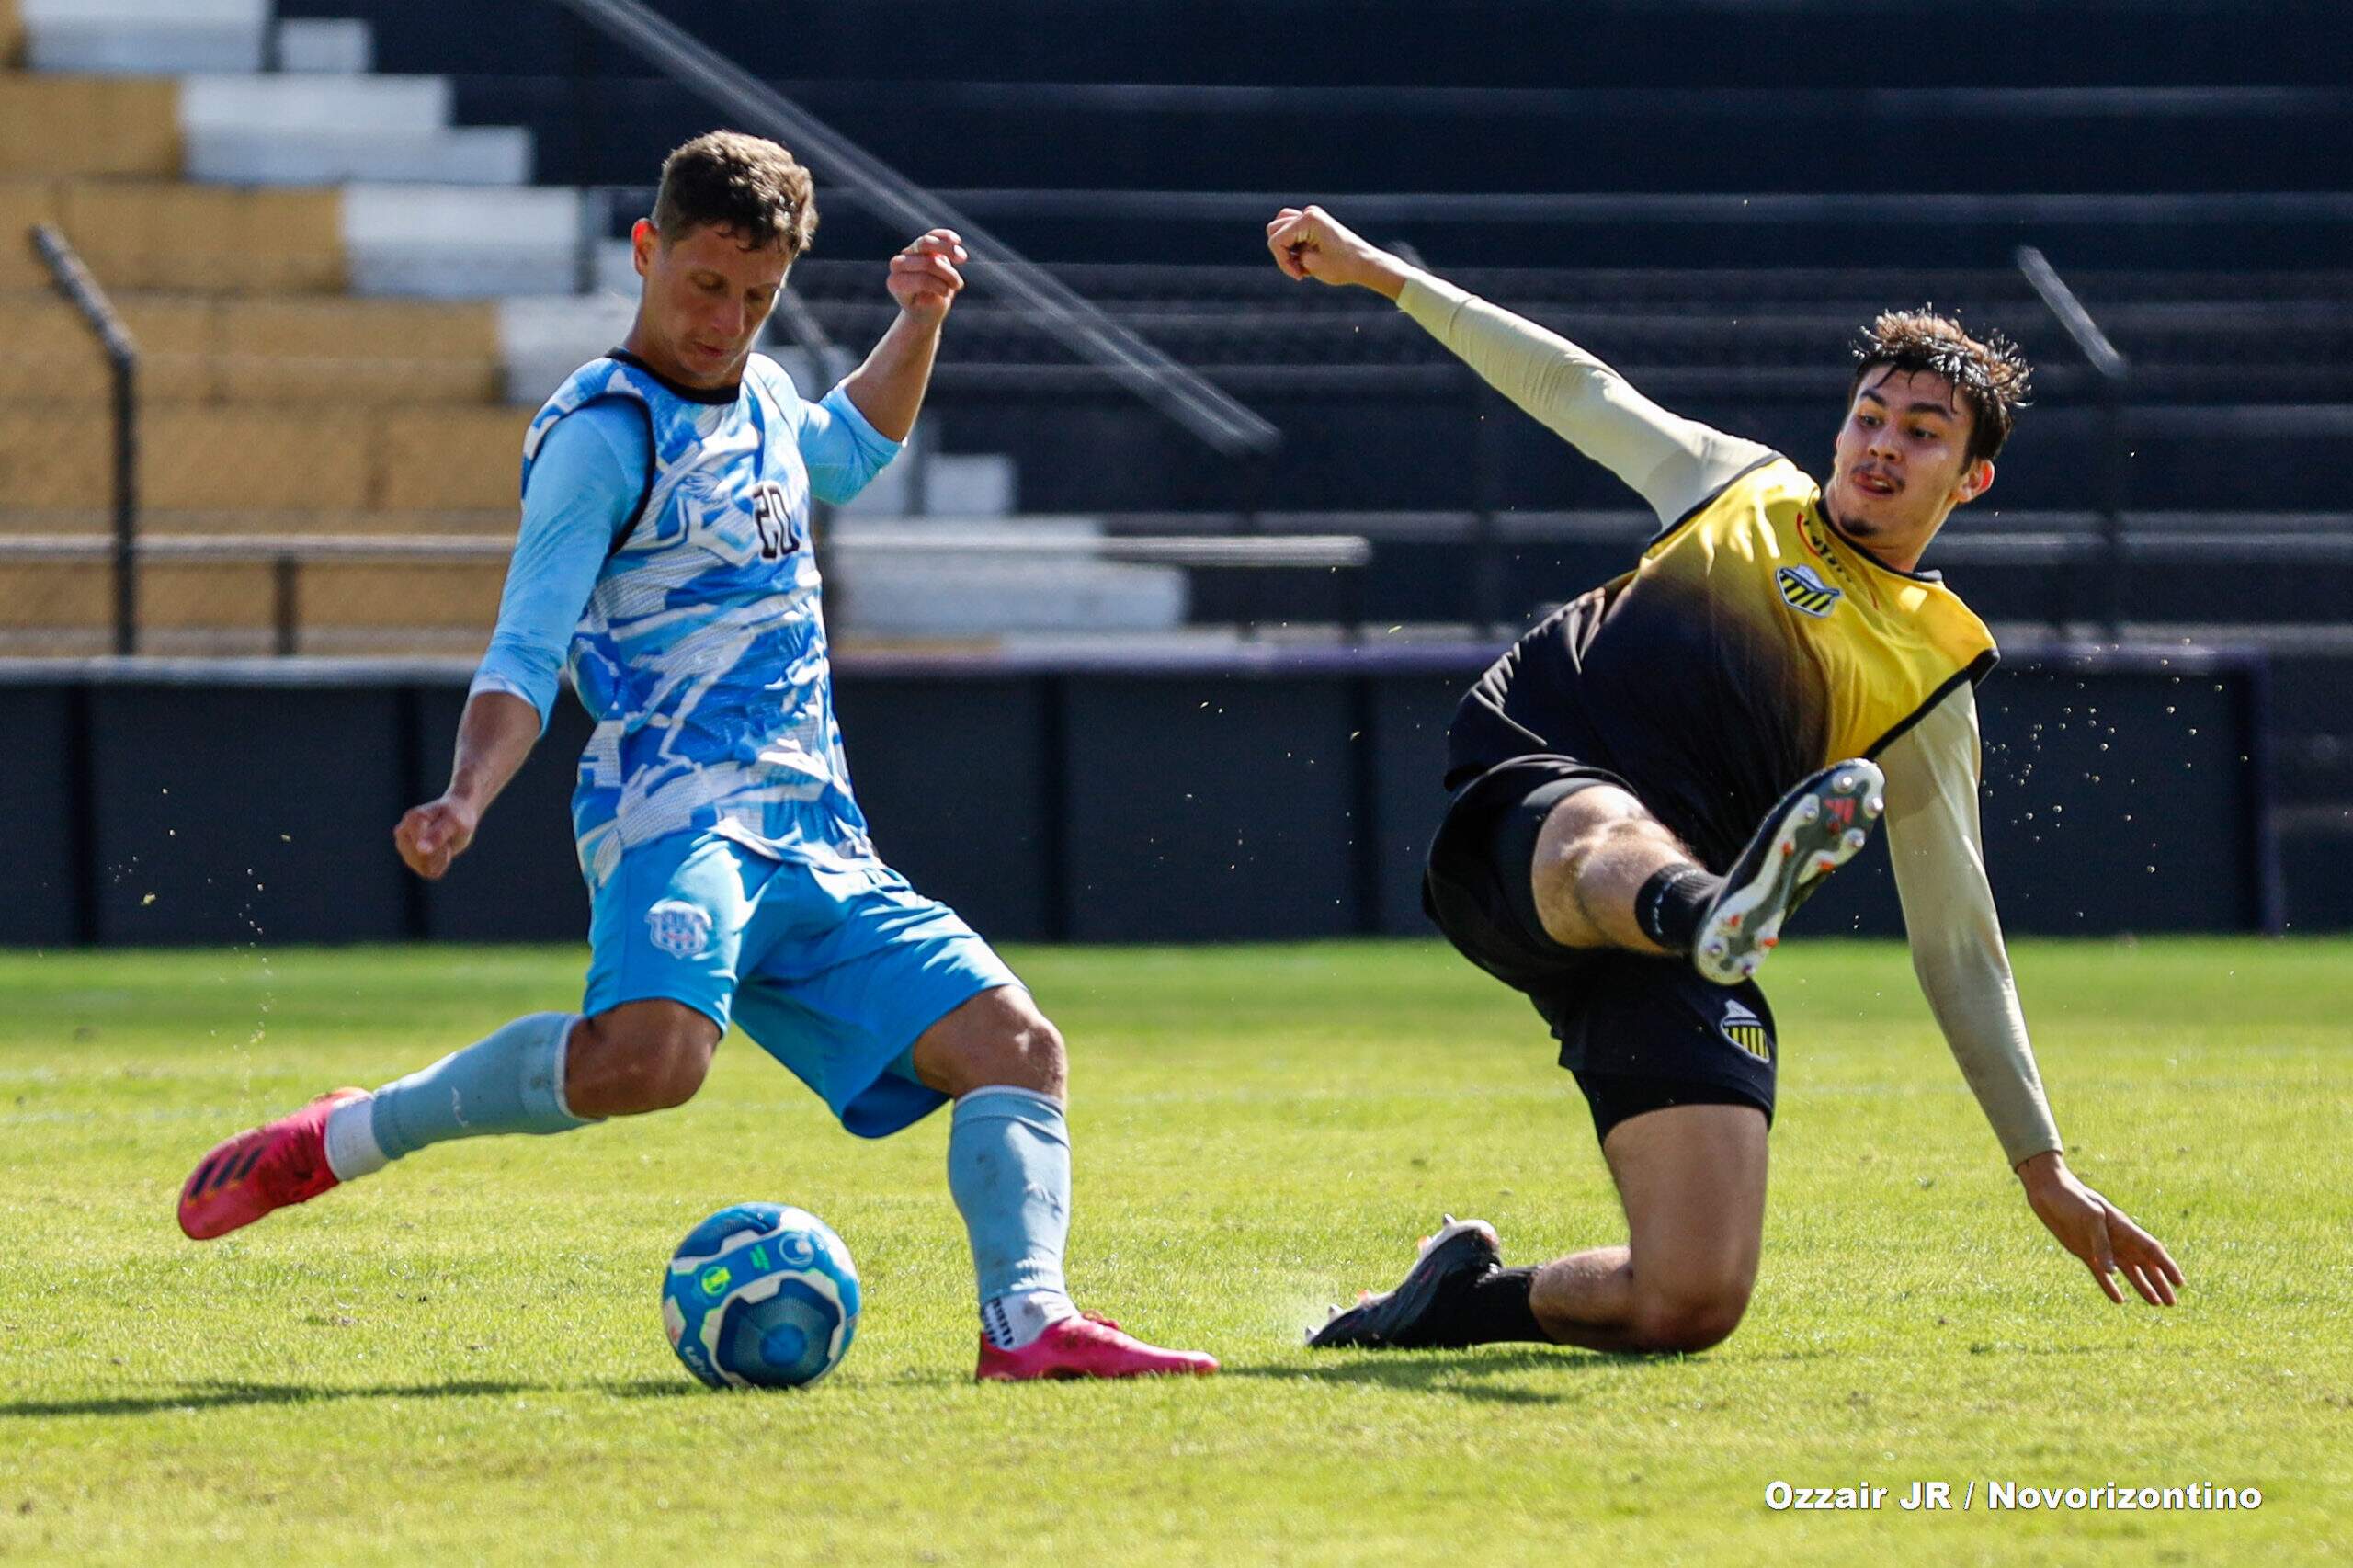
[
  {"xmin": 1226, "ymin": 1344, "xmax": 1756, "ymax": 1403},
  {"xmin": 1, "ymin": 1379, "xmax": 539, "ymax": 1418},
  {"xmin": 593, "ymin": 1378, "xmax": 706, "ymax": 1400}
]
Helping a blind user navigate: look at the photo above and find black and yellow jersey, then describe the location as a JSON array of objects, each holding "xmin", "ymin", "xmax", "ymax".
[
  {"xmin": 1401, "ymin": 267, "xmax": 2061, "ymax": 1165},
  {"xmin": 1449, "ymin": 456, "xmax": 1998, "ymax": 869}
]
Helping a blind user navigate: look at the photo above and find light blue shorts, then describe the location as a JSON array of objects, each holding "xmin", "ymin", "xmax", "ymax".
[{"xmin": 584, "ymin": 829, "xmax": 1019, "ymax": 1138}]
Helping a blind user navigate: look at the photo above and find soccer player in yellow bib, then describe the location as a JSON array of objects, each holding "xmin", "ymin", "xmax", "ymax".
[{"xmin": 1267, "ymin": 205, "xmax": 2183, "ymax": 1357}]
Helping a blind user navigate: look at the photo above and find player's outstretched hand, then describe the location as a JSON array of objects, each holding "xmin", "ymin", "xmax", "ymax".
[
  {"xmin": 2018, "ymin": 1152, "xmax": 2184, "ymax": 1306},
  {"xmin": 394, "ymin": 794, "xmax": 481, "ymax": 881},
  {"xmin": 1265, "ymin": 205, "xmax": 1410, "ymax": 297},
  {"xmin": 888, "ymin": 229, "xmax": 967, "ymax": 326}
]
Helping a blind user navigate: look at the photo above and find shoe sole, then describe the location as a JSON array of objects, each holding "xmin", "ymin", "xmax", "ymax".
[
  {"xmin": 1307, "ymin": 1217, "xmax": 1501, "ymax": 1350},
  {"xmin": 1693, "ymin": 759, "xmax": 1885, "ymax": 986}
]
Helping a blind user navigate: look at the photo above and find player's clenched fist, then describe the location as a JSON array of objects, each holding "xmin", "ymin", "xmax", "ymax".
[
  {"xmin": 889, "ymin": 228, "xmax": 968, "ymax": 325},
  {"xmin": 394, "ymin": 795, "xmax": 481, "ymax": 881},
  {"xmin": 1265, "ymin": 205, "xmax": 1411, "ymax": 298}
]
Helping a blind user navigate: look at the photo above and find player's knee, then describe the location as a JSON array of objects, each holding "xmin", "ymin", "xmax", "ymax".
[
  {"xmin": 1533, "ymin": 812, "xmax": 1645, "ymax": 942},
  {"xmin": 629, "ymin": 1034, "xmax": 713, "ymax": 1111},
  {"xmin": 990, "ymin": 1013, "xmax": 1066, "ymax": 1097},
  {"xmin": 1629, "ymin": 1280, "xmax": 1751, "ymax": 1354},
  {"xmin": 968, "ymin": 1011, "xmax": 1067, "ymax": 1097},
  {"xmin": 915, "ymin": 988, "xmax": 1067, "ymax": 1098},
  {"xmin": 573, "ymin": 1005, "xmax": 718, "ymax": 1115}
]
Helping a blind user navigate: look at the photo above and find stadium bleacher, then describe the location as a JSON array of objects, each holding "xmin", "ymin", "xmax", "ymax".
[{"xmin": 4, "ymin": 0, "xmax": 2347, "ymax": 922}]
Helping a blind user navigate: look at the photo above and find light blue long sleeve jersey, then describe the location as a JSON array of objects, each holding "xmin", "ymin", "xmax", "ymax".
[{"xmin": 471, "ymin": 350, "xmax": 901, "ymax": 891}]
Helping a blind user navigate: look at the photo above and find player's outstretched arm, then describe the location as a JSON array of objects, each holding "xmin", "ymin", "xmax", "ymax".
[
  {"xmin": 1266, "ymin": 205, "xmax": 1769, "ymax": 525},
  {"xmin": 2015, "ymin": 1151, "xmax": 2184, "ymax": 1306},
  {"xmin": 1881, "ymin": 692, "xmax": 2183, "ymax": 1307},
  {"xmin": 393, "ymin": 689, "xmax": 541, "ymax": 880},
  {"xmin": 837, "ymin": 229, "xmax": 967, "ymax": 442}
]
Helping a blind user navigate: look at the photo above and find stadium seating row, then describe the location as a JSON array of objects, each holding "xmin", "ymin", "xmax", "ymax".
[
  {"xmin": 0, "ymin": 404, "xmax": 524, "ymax": 512},
  {"xmin": 0, "ymin": 557, "xmax": 501, "ymax": 641},
  {"xmin": 5, "ymin": 290, "xmax": 500, "ymax": 405}
]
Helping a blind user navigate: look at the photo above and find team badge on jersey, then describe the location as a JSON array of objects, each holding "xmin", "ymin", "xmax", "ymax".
[
  {"xmin": 646, "ymin": 900, "xmax": 714, "ymax": 959},
  {"xmin": 1719, "ymin": 998, "xmax": 1773, "ymax": 1061},
  {"xmin": 1776, "ymin": 564, "xmax": 1844, "ymax": 619}
]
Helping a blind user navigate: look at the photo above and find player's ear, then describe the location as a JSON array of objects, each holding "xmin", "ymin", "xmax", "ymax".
[
  {"xmin": 631, "ymin": 219, "xmax": 658, "ymax": 278},
  {"xmin": 1954, "ymin": 457, "xmax": 1995, "ymax": 506}
]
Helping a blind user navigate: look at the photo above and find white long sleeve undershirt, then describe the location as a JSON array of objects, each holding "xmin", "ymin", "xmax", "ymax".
[{"xmin": 1396, "ymin": 268, "xmax": 2063, "ymax": 1167}]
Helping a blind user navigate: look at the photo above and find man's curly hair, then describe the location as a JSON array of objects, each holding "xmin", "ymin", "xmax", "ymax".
[
  {"xmin": 1849, "ymin": 310, "xmax": 2033, "ymax": 465},
  {"xmin": 651, "ymin": 131, "xmax": 818, "ymax": 258}
]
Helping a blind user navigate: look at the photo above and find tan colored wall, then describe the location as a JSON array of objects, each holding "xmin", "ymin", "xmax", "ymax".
[
  {"xmin": 54, "ymin": 180, "xmax": 343, "ymax": 292},
  {"xmin": 1, "ymin": 293, "xmax": 502, "ymax": 409},
  {"xmin": 0, "ymin": 407, "xmax": 527, "ymax": 514},
  {"xmin": 0, "ymin": 76, "xmax": 179, "ymax": 176},
  {"xmin": 0, "ymin": 179, "xmax": 59, "ymax": 288}
]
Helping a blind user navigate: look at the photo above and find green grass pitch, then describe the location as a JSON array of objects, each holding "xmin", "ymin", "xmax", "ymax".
[{"xmin": 2, "ymin": 937, "xmax": 2347, "ymax": 1564}]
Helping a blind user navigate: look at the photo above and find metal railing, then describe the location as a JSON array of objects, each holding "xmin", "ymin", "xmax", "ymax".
[
  {"xmin": 2018, "ymin": 244, "xmax": 2131, "ymax": 641},
  {"xmin": 543, "ymin": 0, "xmax": 1279, "ymax": 460},
  {"xmin": 28, "ymin": 224, "xmax": 139, "ymax": 653},
  {"xmin": 0, "ymin": 530, "xmax": 1376, "ymax": 654}
]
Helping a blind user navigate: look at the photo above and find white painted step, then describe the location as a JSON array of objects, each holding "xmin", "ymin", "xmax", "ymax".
[
  {"xmin": 343, "ymin": 185, "xmax": 583, "ymax": 299},
  {"xmin": 837, "ymin": 450, "xmax": 1016, "ymax": 517},
  {"xmin": 180, "ymin": 74, "xmax": 452, "ymax": 133},
  {"xmin": 595, "ymin": 237, "xmax": 641, "ymax": 297},
  {"xmin": 276, "ymin": 18, "xmax": 373, "ymax": 74},
  {"xmin": 830, "ymin": 558, "xmax": 1188, "ymax": 637},
  {"xmin": 497, "ymin": 295, "xmax": 638, "ymax": 403},
  {"xmin": 25, "ymin": 0, "xmax": 267, "ymax": 74},
  {"xmin": 177, "ymin": 75, "xmax": 532, "ymax": 187},
  {"xmin": 188, "ymin": 126, "xmax": 533, "ymax": 187}
]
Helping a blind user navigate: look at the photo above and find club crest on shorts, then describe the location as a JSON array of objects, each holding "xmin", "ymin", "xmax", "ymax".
[
  {"xmin": 1776, "ymin": 564, "xmax": 1843, "ymax": 619},
  {"xmin": 1719, "ymin": 998, "xmax": 1772, "ymax": 1061},
  {"xmin": 646, "ymin": 900, "xmax": 713, "ymax": 959}
]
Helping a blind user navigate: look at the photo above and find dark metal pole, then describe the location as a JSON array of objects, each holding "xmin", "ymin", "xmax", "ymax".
[
  {"xmin": 273, "ymin": 555, "xmax": 300, "ymax": 656},
  {"xmin": 111, "ymin": 350, "xmax": 139, "ymax": 655},
  {"xmin": 2017, "ymin": 246, "xmax": 2130, "ymax": 642},
  {"xmin": 30, "ymin": 223, "xmax": 141, "ymax": 654}
]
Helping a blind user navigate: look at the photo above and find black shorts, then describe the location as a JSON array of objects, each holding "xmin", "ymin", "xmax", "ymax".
[{"xmin": 1420, "ymin": 754, "xmax": 1778, "ymax": 1143}]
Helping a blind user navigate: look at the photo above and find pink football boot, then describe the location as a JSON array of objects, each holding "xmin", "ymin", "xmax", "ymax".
[
  {"xmin": 177, "ymin": 1088, "xmax": 369, "ymax": 1241},
  {"xmin": 976, "ymin": 1312, "xmax": 1219, "ymax": 1381}
]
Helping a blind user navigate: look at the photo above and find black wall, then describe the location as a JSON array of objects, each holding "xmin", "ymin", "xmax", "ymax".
[{"xmin": 5, "ymin": 645, "xmax": 2281, "ymax": 948}]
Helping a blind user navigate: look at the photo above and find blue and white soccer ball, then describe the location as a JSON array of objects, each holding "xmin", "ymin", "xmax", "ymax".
[{"xmin": 662, "ymin": 1203, "xmax": 860, "ymax": 1390}]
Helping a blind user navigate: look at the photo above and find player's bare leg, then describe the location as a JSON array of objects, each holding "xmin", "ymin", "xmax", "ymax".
[
  {"xmin": 1310, "ymin": 1104, "xmax": 1766, "ymax": 1355},
  {"xmin": 910, "ymin": 986, "xmax": 1216, "ymax": 1381},
  {"xmin": 1531, "ymin": 761, "xmax": 1887, "ymax": 983},
  {"xmin": 176, "ymin": 999, "xmax": 713, "ymax": 1241},
  {"xmin": 1529, "ymin": 785, "xmax": 1699, "ymax": 954},
  {"xmin": 1528, "ymin": 1103, "xmax": 1767, "ymax": 1352},
  {"xmin": 563, "ymin": 1000, "xmax": 720, "ymax": 1117}
]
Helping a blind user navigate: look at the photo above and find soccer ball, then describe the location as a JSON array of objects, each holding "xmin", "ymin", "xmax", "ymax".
[{"xmin": 662, "ymin": 1202, "xmax": 861, "ymax": 1389}]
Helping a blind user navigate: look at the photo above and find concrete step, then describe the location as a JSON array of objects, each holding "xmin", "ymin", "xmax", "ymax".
[
  {"xmin": 179, "ymin": 72, "xmax": 450, "ymax": 133},
  {"xmin": 276, "ymin": 17, "xmax": 372, "ymax": 74},
  {"xmin": 829, "ymin": 554, "xmax": 1188, "ymax": 637},
  {"xmin": 2, "ymin": 290, "xmax": 503, "ymax": 405},
  {"xmin": 0, "ymin": 74, "xmax": 179, "ymax": 176},
  {"xmin": 839, "ymin": 449, "xmax": 1017, "ymax": 518},
  {"xmin": 22, "ymin": 0, "xmax": 266, "ymax": 74},
  {"xmin": 177, "ymin": 74, "xmax": 533, "ymax": 186},
  {"xmin": 188, "ymin": 124, "xmax": 533, "ymax": 187},
  {"xmin": 342, "ymin": 184, "xmax": 581, "ymax": 298}
]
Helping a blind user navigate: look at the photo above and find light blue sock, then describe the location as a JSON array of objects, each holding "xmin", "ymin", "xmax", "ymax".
[
  {"xmin": 947, "ymin": 1086, "xmax": 1074, "ymax": 1348},
  {"xmin": 367, "ymin": 1011, "xmax": 594, "ymax": 1163}
]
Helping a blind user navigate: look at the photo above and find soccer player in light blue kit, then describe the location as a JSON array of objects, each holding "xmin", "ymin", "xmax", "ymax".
[{"xmin": 176, "ymin": 131, "xmax": 1216, "ymax": 1381}]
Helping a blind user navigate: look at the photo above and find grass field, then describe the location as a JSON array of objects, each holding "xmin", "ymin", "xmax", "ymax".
[{"xmin": 2, "ymin": 937, "xmax": 2347, "ymax": 1565}]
